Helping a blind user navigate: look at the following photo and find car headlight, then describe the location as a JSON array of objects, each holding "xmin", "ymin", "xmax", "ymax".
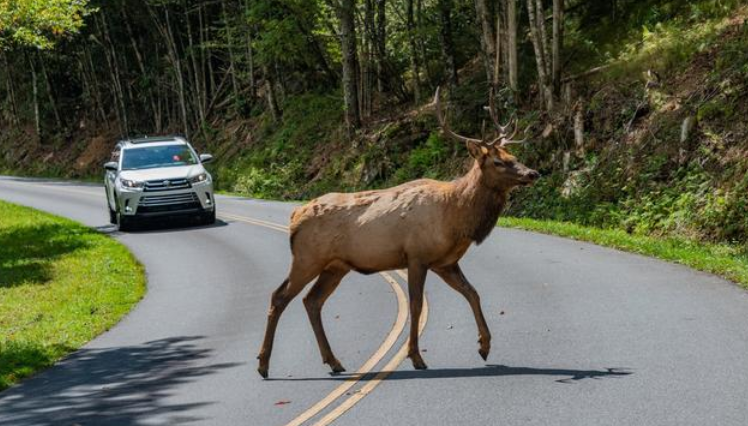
[
  {"xmin": 189, "ymin": 173, "xmax": 208, "ymax": 184},
  {"xmin": 120, "ymin": 178, "xmax": 144, "ymax": 188}
]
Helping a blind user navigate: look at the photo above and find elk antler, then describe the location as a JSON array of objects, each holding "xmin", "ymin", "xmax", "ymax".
[
  {"xmin": 486, "ymin": 90, "xmax": 532, "ymax": 147},
  {"xmin": 488, "ymin": 90, "xmax": 518, "ymax": 139},
  {"xmin": 434, "ymin": 87, "xmax": 484, "ymax": 146},
  {"xmin": 496, "ymin": 124, "xmax": 533, "ymax": 147}
]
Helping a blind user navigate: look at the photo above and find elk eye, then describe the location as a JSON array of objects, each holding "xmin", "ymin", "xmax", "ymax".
[{"xmin": 493, "ymin": 158, "xmax": 504, "ymax": 167}]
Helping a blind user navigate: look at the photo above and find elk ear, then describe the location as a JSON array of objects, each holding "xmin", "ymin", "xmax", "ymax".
[{"xmin": 466, "ymin": 141, "xmax": 488, "ymax": 159}]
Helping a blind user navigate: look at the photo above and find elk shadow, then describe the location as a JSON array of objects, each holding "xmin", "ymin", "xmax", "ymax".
[
  {"xmin": 0, "ymin": 223, "xmax": 92, "ymax": 288},
  {"xmin": 0, "ymin": 336, "xmax": 240, "ymax": 426},
  {"xmin": 271, "ymin": 364, "xmax": 632, "ymax": 384}
]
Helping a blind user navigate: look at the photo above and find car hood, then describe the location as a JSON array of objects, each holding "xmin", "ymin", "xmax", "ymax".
[{"xmin": 120, "ymin": 165, "xmax": 205, "ymax": 182}]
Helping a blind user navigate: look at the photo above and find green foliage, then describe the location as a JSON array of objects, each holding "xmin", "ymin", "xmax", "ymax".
[
  {"xmin": 214, "ymin": 92, "xmax": 342, "ymax": 198},
  {"xmin": 0, "ymin": 0, "xmax": 92, "ymax": 49},
  {"xmin": 0, "ymin": 200, "xmax": 145, "ymax": 390},
  {"xmin": 394, "ymin": 132, "xmax": 450, "ymax": 181}
]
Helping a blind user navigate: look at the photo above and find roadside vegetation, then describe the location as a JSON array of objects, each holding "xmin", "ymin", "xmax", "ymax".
[
  {"xmin": 499, "ymin": 217, "xmax": 748, "ymax": 290},
  {"xmin": 0, "ymin": 200, "xmax": 145, "ymax": 391},
  {"xmin": 0, "ymin": 1, "xmax": 747, "ymax": 284}
]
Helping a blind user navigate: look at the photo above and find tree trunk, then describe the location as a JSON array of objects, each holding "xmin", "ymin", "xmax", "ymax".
[
  {"xmin": 363, "ymin": 0, "xmax": 375, "ymax": 116},
  {"xmin": 406, "ymin": 0, "xmax": 421, "ymax": 103},
  {"xmin": 27, "ymin": 53, "xmax": 41, "ymax": 139},
  {"xmin": 83, "ymin": 45, "xmax": 107, "ymax": 124},
  {"xmin": 38, "ymin": 53, "xmax": 61, "ymax": 130},
  {"xmin": 2, "ymin": 51, "xmax": 19, "ymax": 126},
  {"xmin": 527, "ymin": 0, "xmax": 552, "ymax": 112},
  {"xmin": 222, "ymin": 0, "xmax": 239, "ymax": 106},
  {"xmin": 438, "ymin": 0, "xmax": 458, "ymax": 87},
  {"xmin": 415, "ymin": 0, "xmax": 433, "ymax": 88},
  {"xmin": 335, "ymin": 0, "xmax": 361, "ymax": 130},
  {"xmin": 474, "ymin": 0, "xmax": 496, "ymax": 88},
  {"xmin": 122, "ymin": 3, "xmax": 160, "ymax": 131},
  {"xmin": 263, "ymin": 65, "xmax": 281, "ymax": 122},
  {"xmin": 245, "ymin": 0, "xmax": 256, "ymax": 101},
  {"xmin": 185, "ymin": 3, "xmax": 206, "ymax": 126},
  {"xmin": 552, "ymin": 0, "xmax": 564, "ymax": 99},
  {"xmin": 162, "ymin": 7, "xmax": 190, "ymax": 139},
  {"xmin": 506, "ymin": 0, "xmax": 518, "ymax": 93},
  {"xmin": 98, "ymin": 12, "xmax": 129, "ymax": 135},
  {"xmin": 574, "ymin": 98, "xmax": 585, "ymax": 157},
  {"xmin": 375, "ymin": 0, "xmax": 386, "ymax": 93}
]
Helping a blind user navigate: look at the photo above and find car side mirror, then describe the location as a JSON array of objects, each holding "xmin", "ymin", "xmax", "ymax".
[
  {"xmin": 104, "ymin": 161, "xmax": 118, "ymax": 171},
  {"xmin": 199, "ymin": 153, "xmax": 213, "ymax": 164}
]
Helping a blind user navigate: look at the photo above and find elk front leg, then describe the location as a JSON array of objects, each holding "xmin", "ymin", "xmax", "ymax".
[
  {"xmin": 407, "ymin": 262, "xmax": 428, "ymax": 370},
  {"xmin": 257, "ymin": 266, "xmax": 317, "ymax": 378},
  {"xmin": 433, "ymin": 263, "xmax": 492, "ymax": 361},
  {"xmin": 303, "ymin": 268, "xmax": 348, "ymax": 374}
]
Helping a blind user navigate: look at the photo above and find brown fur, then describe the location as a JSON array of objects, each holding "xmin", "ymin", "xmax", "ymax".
[{"xmin": 256, "ymin": 141, "xmax": 538, "ymax": 378}]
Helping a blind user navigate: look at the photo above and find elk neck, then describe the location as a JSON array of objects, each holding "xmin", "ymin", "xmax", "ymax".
[{"xmin": 449, "ymin": 161, "xmax": 509, "ymax": 245}]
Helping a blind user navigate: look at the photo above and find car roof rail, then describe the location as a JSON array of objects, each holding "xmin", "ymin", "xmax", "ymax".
[{"xmin": 119, "ymin": 135, "xmax": 189, "ymax": 145}]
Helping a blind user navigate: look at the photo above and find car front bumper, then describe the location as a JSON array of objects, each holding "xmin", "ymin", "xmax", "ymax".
[{"xmin": 117, "ymin": 182, "xmax": 215, "ymax": 217}]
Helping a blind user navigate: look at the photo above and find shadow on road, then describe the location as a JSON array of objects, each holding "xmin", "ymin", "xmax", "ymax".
[
  {"xmin": 0, "ymin": 223, "xmax": 92, "ymax": 288},
  {"xmin": 95, "ymin": 218, "xmax": 228, "ymax": 235},
  {"xmin": 0, "ymin": 336, "xmax": 240, "ymax": 426},
  {"xmin": 270, "ymin": 364, "xmax": 632, "ymax": 384}
]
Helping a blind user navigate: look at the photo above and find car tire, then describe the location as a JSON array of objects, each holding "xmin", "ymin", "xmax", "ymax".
[
  {"xmin": 117, "ymin": 210, "xmax": 134, "ymax": 232},
  {"xmin": 202, "ymin": 209, "xmax": 216, "ymax": 225},
  {"xmin": 109, "ymin": 206, "xmax": 117, "ymax": 224}
]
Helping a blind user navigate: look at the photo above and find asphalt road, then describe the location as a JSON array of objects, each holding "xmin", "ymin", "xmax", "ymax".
[{"xmin": 1, "ymin": 176, "xmax": 748, "ymax": 426}]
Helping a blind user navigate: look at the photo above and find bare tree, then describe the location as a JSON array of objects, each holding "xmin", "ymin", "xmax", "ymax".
[
  {"xmin": 474, "ymin": 0, "xmax": 496, "ymax": 89},
  {"xmin": 505, "ymin": 0, "xmax": 518, "ymax": 94},
  {"xmin": 438, "ymin": 0, "xmax": 458, "ymax": 87},
  {"xmin": 334, "ymin": 0, "xmax": 361, "ymax": 130},
  {"xmin": 406, "ymin": 0, "xmax": 421, "ymax": 103}
]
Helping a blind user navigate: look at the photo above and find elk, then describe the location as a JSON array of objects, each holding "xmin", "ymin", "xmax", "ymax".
[{"xmin": 257, "ymin": 87, "xmax": 539, "ymax": 378}]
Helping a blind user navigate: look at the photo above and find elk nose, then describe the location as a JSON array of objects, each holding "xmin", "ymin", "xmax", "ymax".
[{"xmin": 526, "ymin": 170, "xmax": 540, "ymax": 181}]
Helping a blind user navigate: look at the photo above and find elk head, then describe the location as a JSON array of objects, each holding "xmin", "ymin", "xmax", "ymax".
[{"xmin": 434, "ymin": 87, "xmax": 540, "ymax": 190}]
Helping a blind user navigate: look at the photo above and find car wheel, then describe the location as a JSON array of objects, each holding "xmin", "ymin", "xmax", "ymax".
[
  {"xmin": 202, "ymin": 209, "xmax": 216, "ymax": 225},
  {"xmin": 109, "ymin": 205, "xmax": 117, "ymax": 224},
  {"xmin": 117, "ymin": 210, "xmax": 134, "ymax": 232}
]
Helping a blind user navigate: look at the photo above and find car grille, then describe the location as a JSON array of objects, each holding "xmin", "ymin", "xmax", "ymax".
[
  {"xmin": 143, "ymin": 179, "xmax": 191, "ymax": 192},
  {"xmin": 137, "ymin": 193, "xmax": 200, "ymax": 214}
]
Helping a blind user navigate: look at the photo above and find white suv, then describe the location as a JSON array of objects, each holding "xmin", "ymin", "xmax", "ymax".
[{"xmin": 104, "ymin": 136, "xmax": 216, "ymax": 231}]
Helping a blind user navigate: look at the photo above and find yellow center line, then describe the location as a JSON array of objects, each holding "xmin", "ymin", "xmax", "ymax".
[
  {"xmin": 310, "ymin": 271, "xmax": 428, "ymax": 426},
  {"xmin": 218, "ymin": 211, "xmax": 422, "ymax": 426},
  {"xmin": 2, "ymin": 179, "xmax": 428, "ymax": 426}
]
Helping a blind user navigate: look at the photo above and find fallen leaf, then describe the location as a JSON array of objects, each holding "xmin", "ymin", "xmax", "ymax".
[{"xmin": 275, "ymin": 400, "xmax": 292, "ymax": 406}]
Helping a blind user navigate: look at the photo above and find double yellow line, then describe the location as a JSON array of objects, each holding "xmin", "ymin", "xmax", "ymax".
[
  {"xmin": 2, "ymin": 181, "xmax": 428, "ymax": 425},
  {"xmin": 219, "ymin": 212, "xmax": 429, "ymax": 426}
]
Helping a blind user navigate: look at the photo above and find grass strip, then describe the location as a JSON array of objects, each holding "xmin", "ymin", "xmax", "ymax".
[
  {"xmin": 499, "ymin": 217, "xmax": 748, "ymax": 290},
  {"xmin": 0, "ymin": 200, "xmax": 145, "ymax": 391}
]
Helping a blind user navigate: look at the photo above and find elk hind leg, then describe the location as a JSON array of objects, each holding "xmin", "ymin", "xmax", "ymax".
[
  {"xmin": 303, "ymin": 266, "xmax": 348, "ymax": 373},
  {"xmin": 433, "ymin": 263, "xmax": 491, "ymax": 360},
  {"xmin": 407, "ymin": 262, "xmax": 428, "ymax": 370},
  {"xmin": 257, "ymin": 264, "xmax": 319, "ymax": 378}
]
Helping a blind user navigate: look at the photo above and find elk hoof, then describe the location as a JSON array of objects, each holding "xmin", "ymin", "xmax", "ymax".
[
  {"xmin": 257, "ymin": 365, "xmax": 269, "ymax": 379},
  {"xmin": 478, "ymin": 337, "xmax": 491, "ymax": 361},
  {"xmin": 409, "ymin": 353, "xmax": 428, "ymax": 370},
  {"xmin": 328, "ymin": 360, "xmax": 346, "ymax": 374}
]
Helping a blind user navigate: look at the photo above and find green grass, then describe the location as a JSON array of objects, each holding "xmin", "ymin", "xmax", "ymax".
[
  {"xmin": 0, "ymin": 200, "xmax": 145, "ymax": 391},
  {"xmin": 499, "ymin": 217, "xmax": 748, "ymax": 290}
]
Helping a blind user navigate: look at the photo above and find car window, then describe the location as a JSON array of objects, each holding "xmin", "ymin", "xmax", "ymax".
[
  {"xmin": 121, "ymin": 145, "xmax": 197, "ymax": 170},
  {"xmin": 110, "ymin": 148, "xmax": 121, "ymax": 162}
]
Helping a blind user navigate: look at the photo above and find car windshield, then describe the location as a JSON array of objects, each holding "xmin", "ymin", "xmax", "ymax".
[{"xmin": 121, "ymin": 145, "xmax": 197, "ymax": 170}]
